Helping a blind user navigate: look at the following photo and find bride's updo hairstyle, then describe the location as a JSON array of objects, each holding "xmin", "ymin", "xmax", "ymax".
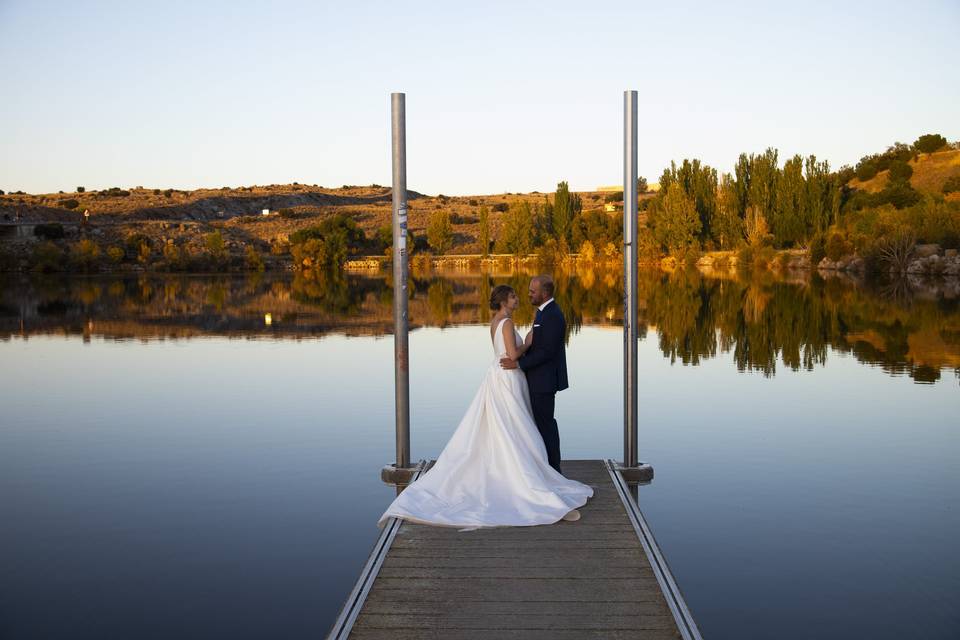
[{"xmin": 489, "ymin": 285, "xmax": 515, "ymax": 311}]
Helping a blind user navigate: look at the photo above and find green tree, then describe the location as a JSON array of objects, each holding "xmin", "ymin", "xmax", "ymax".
[
  {"xmin": 571, "ymin": 209, "xmax": 621, "ymax": 250},
  {"xmin": 658, "ymin": 159, "xmax": 717, "ymax": 244},
  {"xmin": 747, "ymin": 148, "xmax": 780, "ymax": 231},
  {"xmin": 376, "ymin": 224, "xmax": 392, "ymax": 254},
  {"xmin": 205, "ymin": 230, "xmax": 227, "ymax": 262},
  {"xmin": 888, "ymin": 160, "xmax": 913, "ymax": 183},
  {"xmin": 733, "ymin": 153, "xmax": 752, "ymax": 220},
  {"xmin": 804, "ymin": 155, "xmax": 833, "ymax": 235},
  {"xmin": 713, "ymin": 174, "xmax": 744, "ymax": 249},
  {"xmin": 426, "ymin": 209, "xmax": 453, "ymax": 254},
  {"xmin": 650, "ymin": 183, "xmax": 701, "ymax": 255},
  {"xmin": 551, "ymin": 181, "xmax": 580, "ymax": 252},
  {"xmin": 478, "ymin": 206, "xmax": 491, "ymax": 257},
  {"xmin": 497, "ymin": 200, "xmax": 534, "ymax": 255},
  {"xmin": 914, "ymin": 133, "xmax": 947, "ymax": 154},
  {"xmin": 772, "ymin": 154, "xmax": 806, "ymax": 247}
]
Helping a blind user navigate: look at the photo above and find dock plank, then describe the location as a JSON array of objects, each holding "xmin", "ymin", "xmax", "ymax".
[{"xmin": 337, "ymin": 460, "xmax": 685, "ymax": 639}]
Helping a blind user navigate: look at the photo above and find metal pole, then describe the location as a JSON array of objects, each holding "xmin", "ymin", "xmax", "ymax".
[
  {"xmin": 391, "ymin": 92, "xmax": 410, "ymax": 471},
  {"xmin": 623, "ymin": 90, "xmax": 639, "ymax": 469}
]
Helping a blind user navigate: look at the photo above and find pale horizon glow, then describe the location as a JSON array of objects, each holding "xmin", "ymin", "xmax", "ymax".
[{"xmin": 1, "ymin": 0, "xmax": 958, "ymax": 196}]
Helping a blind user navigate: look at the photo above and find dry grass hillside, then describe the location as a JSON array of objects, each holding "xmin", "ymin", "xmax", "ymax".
[
  {"xmin": 848, "ymin": 148, "xmax": 960, "ymax": 200},
  {"xmin": 0, "ymin": 183, "xmax": 640, "ymax": 257}
]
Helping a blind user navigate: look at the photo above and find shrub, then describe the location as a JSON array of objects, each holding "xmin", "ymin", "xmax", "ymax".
[
  {"xmin": 244, "ymin": 245, "xmax": 265, "ymax": 271},
  {"xmin": 76, "ymin": 186, "xmax": 85, "ymax": 193},
  {"xmin": 808, "ymin": 232, "xmax": 826, "ymax": 266},
  {"xmin": 288, "ymin": 215, "xmax": 363, "ymax": 268},
  {"xmin": 908, "ymin": 198, "xmax": 960, "ymax": 248},
  {"xmin": 735, "ymin": 245, "xmax": 754, "ymax": 270},
  {"xmin": 604, "ymin": 191, "xmax": 623, "ymax": 203},
  {"xmin": 153, "ymin": 189, "xmax": 161, "ymax": 195},
  {"xmin": 887, "ymin": 160, "xmax": 913, "ymax": 183},
  {"xmin": 0, "ymin": 242, "xmax": 16, "ymax": 270},
  {"xmin": 106, "ymin": 246, "xmax": 125, "ymax": 263},
  {"xmin": 877, "ymin": 181, "xmax": 921, "ymax": 209},
  {"xmin": 290, "ymin": 238, "xmax": 327, "ymax": 269},
  {"xmin": 578, "ymin": 240, "xmax": 596, "ymax": 262},
  {"xmin": 825, "ymin": 232, "xmax": 852, "ymax": 261},
  {"xmin": 162, "ymin": 241, "xmax": 184, "ymax": 270},
  {"xmin": 278, "ymin": 208, "xmax": 297, "ymax": 219},
  {"xmin": 914, "ymin": 133, "xmax": 947, "ymax": 154},
  {"xmin": 163, "ymin": 189, "xmax": 173, "ymax": 198},
  {"xmin": 942, "ymin": 176, "xmax": 960, "ymax": 194},
  {"xmin": 204, "ymin": 231, "xmax": 227, "ymax": 262},
  {"xmin": 137, "ymin": 242, "xmax": 152, "ymax": 264},
  {"xmin": 492, "ymin": 202, "xmax": 508, "ymax": 213},
  {"xmin": 125, "ymin": 233, "xmax": 153, "ymax": 262},
  {"xmin": 865, "ymin": 232, "xmax": 915, "ymax": 274},
  {"xmin": 753, "ymin": 245, "xmax": 776, "ymax": 268},
  {"xmin": 32, "ymin": 241, "xmax": 64, "ymax": 272},
  {"xmin": 34, "ymin": 223, "xmax": 66, "ymax": 240},
  {"xmin": 855, "ymin": 156, "xmax": 880, "ymax": 181},
  {"xmin": 0, "ymin": 189, "xmax": 5, "ymax": 195},
  {"xmin": 468, "ymin": 199, "xmax": 478, "ymax": 206},
  {"xmin": 60, "ymin": 198, "xmax": 80, "ymax": 209},
  {"xmin": 537, "ymin": 238, "xmax": 563, "ymax": 267},
  {"xmin": 71, "ymin": 239, "xmax": 101, "ymax": 271},
  {"xmin": 376, "ymin": 224, "xmax": 392, "ymax": 253}
]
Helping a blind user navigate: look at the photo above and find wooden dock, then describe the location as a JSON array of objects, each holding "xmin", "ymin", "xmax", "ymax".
[{"xmin": 328, "ymin": 460, "xmax": 701, "ymax": 639}]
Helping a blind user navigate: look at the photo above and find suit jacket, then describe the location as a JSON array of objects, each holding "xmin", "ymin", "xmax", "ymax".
[{"xmin": 518, "ymin": 299, "xmax": 569, "ymax": 394}]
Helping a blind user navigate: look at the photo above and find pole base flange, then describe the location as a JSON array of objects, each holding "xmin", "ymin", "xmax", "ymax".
[
  {"xmin": 381, "ymin": 463, "xmax": 419, "ymax": 485},
  {"xmin": 616, "ymin": 463, "xmax": 654, "ymax": 484}
]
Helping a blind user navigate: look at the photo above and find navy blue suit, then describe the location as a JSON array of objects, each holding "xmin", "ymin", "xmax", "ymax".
[{"xmin": 518, "ymin": 299, "xmax": 568, "ymax": 473}]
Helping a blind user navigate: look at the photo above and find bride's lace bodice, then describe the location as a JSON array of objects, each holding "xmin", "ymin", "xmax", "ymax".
[{"xmin": 493, "ymin": 317, "xmax": 522, "ymax": 359}]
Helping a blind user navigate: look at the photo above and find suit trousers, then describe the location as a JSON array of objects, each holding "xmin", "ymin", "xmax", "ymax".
[{"xmin": 530, "ymin": 392, "xmax": 562, "ymax": 473}]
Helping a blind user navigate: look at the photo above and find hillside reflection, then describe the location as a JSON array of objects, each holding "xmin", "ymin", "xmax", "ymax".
[{"xmin": 1, "ymin": 267, "xmax": 958, "ymax": 384}]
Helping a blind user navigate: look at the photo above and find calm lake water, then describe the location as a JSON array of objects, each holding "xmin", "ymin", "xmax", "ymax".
[{"xmin": 1, "ymin": 268, "xmax": 958, "ymax": 639}]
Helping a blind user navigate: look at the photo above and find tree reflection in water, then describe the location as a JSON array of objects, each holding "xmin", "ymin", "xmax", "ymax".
[{"xmin": 0, "ymin": 268, "xmax": 957, "ymax": 384}]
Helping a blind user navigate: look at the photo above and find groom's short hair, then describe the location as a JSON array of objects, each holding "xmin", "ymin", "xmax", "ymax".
[{"xmin": 535, "ymin": 275, "xmax": 554, "ymax": 297}]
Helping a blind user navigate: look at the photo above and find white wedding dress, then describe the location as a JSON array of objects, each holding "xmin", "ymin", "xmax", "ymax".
[{"xmin": 377, "ymin": 318, "xmax": 593, "ymax": 529}]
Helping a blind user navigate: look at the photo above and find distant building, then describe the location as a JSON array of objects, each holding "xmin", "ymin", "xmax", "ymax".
[{"xmin": 596, "ymin": 183, "xmax": 660, "ymax": 193}]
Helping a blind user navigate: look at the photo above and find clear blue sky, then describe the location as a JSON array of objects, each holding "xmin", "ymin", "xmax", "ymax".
[{"xmin": 1, "ymin": 0, "xmax": 957, "ymax": 196}]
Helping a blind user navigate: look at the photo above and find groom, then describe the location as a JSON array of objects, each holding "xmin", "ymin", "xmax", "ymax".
[{"xmin": 500, "ymin": 275, "xmax": 568, "ymax": 474}]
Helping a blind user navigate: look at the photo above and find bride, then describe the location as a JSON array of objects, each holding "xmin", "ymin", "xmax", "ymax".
[{"xmin": 377, "ymin": 284, "xmax": 593, "ymax": 529}]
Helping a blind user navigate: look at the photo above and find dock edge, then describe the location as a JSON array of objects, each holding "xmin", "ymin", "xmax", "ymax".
[{"xmin": 605, "ymin": 458, "xmax": 704, "ymax": 640}]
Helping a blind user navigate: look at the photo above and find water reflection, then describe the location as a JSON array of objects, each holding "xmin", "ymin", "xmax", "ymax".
[{"xmin": 1, "ymin": 268, "xmax": 958, "ymax": 384}]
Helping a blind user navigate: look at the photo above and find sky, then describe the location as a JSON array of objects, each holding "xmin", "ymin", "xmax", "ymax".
[{"xmin": 1, "ymin": 0, "xmax": 957, "ymax": 196}]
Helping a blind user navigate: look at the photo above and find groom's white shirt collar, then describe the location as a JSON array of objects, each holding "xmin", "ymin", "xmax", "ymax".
[{"xmin": 538, "ymin": 298, "xmax": 555, "ymax": 312}]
